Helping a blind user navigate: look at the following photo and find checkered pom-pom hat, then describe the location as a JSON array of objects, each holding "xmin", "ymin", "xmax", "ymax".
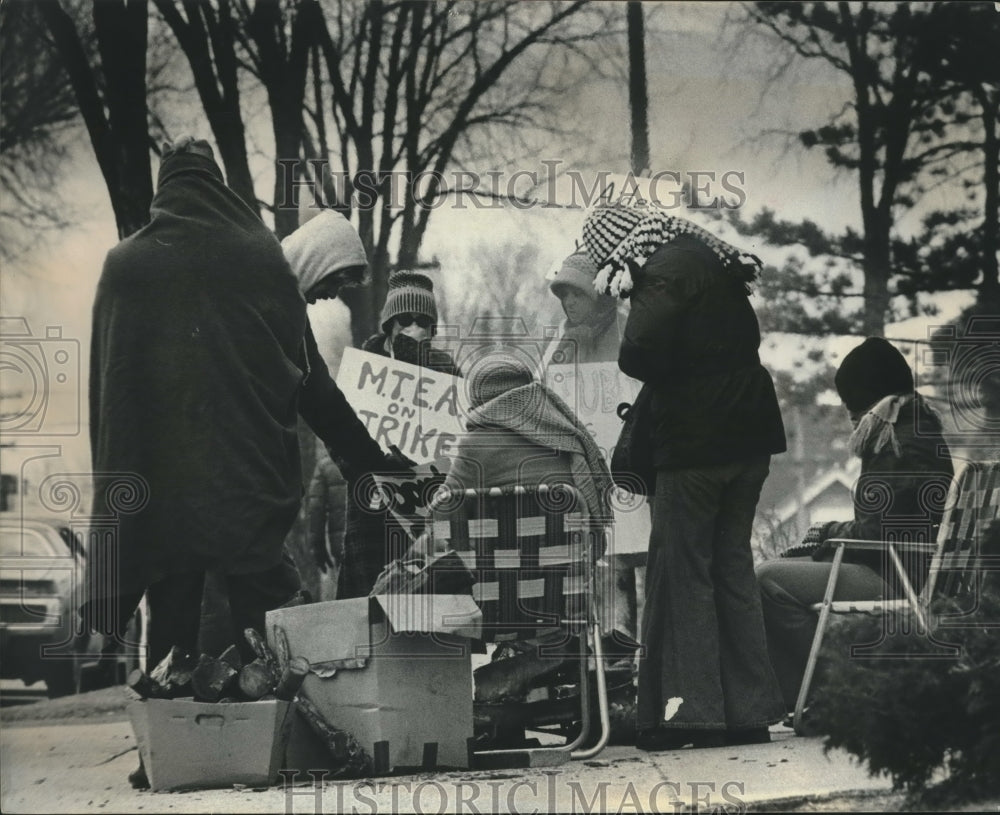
[{"xmin": 582, "ymin": 203, "xmax": 762, "ymax": 298}]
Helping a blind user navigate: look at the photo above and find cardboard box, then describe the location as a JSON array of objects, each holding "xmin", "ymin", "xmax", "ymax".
[
  {"xmin": 127, "ymin": 698, "xmax": 292, "ymax": 791},
  {"xmin": 267, "ymin": 594, "xmax": 481, "ymax": 774}
]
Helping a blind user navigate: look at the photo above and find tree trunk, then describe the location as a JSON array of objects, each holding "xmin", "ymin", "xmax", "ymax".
[
  {"xmin": 272, "ymin": 124, "xmax": 303, "ymax": 239},
  {"xmin": 627, "ymin": 1, "xmax": 649, "ymax": 176},
  {"xmin": 861, "ymin": 231, "xmax": 892, "ymax": 337},
  {"xmin": 155, "ymin": 0, "xmax": 259, "ymax": 215},
  {"xmin": 40, "ymin": 0, "xmax": 153, "ymax": 239}
]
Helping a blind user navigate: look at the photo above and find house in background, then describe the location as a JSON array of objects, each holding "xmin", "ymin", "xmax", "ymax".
[{"xmin": 753, "ymin": 460, "xmax": 860, "ymax": 560}]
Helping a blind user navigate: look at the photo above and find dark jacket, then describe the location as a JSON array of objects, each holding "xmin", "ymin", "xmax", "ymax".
[
  {"xmin": 821, "ymin": 395, "xmax": 954, "ymax": 586},
  {"xmin": 618, "ymin": 237, "xmax": 786, "ymax": 470}
]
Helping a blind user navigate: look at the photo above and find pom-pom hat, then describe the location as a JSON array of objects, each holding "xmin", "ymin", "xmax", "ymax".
[
  {"xmin": 380, "ymin": 270, "xmax": 438, "ymax": 332},
  {"xmin": 582, "ymin": 202, "xmax": 761, "ymax": 299}
]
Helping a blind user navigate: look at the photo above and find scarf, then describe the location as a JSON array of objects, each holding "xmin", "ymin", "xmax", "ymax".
[
  {"xmin": 850, "ymin": 393, "xmax": 910, "ymax": 459},
  {"xmin": 582, "ymin": 203, "xmax": 762, "ymax": 298},
  {"xmin": 466, "ymin": 381, "xmax": 614, "ymax": 524}
]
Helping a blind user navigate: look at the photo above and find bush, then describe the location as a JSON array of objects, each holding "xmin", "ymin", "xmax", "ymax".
[{"xmin": 809, "ymin": 591, "xmax": 1000, "ymax": 800}]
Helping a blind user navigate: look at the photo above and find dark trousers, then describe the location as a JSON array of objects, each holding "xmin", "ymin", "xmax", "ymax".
[
  {"xmin": 638, "ymin": 456, "xmax": 785, "ymax": 731},
  {"xmin": 103, "ymin": 556, "xmax": 301, "ymax": 668},
  {"xmin": 756, "ymin": 557, "xmax": 886, "ymax": 710}
]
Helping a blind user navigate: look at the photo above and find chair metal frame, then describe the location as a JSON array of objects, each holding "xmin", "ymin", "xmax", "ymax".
[
  {"xmin": 427, "ymin": 482, "xmax": 611, "ymax": 764},
  {"xmin": 794, "ymin": 459, "xmax": 1000, "ymax": 734}
]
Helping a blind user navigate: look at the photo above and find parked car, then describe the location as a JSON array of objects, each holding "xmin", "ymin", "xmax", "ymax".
[{"xmin": 0, "ymin": 516, "xmax": 142, "ymax": 697}]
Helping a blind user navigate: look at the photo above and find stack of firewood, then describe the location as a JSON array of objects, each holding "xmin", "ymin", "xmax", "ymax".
[
  {"xmin": 128, "ymin": 624, "xmax": 373, "ymax": 778},
  {"xmin": 126, "ymin": 626, "xmax": 309, "ymax": 704}
]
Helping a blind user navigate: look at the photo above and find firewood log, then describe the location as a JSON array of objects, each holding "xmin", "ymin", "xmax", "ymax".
[
  {"xmin": 295, "ymin": 696, "xmax": 372, "ymax": 778},
  {"xmin": 244, "ymin": 628, "xmax": 279, "ymax": 678},
  {"xmin": 148, "ymin": 646, "xmax": 196, "ymax": 696},
  {"xmin": 191, "ymin": 653, "xmax": 239, "ymax": 703},
  {"xmin": 238, "ymin": 658, "xmax": 276, "ymax": 700},
  {"xmin": 274, "ymin": 656, "xmax": 310, "ymax": 701},
  {"xmin": 127, "ymin": 669, "xmax": 167, "ymax": 699},
  {"xmin": 218, "ymin": 644, "xmax": 242, "ymax": 672},
  {"xmin": 272, "ymin": 625, "xmax": 291, "ymax": 674}
]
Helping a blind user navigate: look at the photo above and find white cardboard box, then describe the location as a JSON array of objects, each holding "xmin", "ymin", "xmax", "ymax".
[
  {"xmin": 267, "ymin": 594, "xmax": 482, "ymax": 774},
  {"xmin": 127, "ymin": 698, "xmax": 292, "ymax": 791}
]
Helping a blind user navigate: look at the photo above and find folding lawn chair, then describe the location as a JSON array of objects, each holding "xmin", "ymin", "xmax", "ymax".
[
  {"xmin": 427, "ymin": 482, "xmax": 611, "ymax": 766},
  {"xmin": 794, "ymin": 458, "xmax": 1000, "ymax": 734}
]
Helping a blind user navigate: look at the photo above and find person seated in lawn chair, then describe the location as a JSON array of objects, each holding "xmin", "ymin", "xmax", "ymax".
[
  {"xmin": 756, "ymin": 337, "xmax": 954, "ymax": 716},
  {"xmin": 402, "ymin": 352, "xmax": 632, "ymax": 743},
  {"xmin": 426, "ymin": 351, "xmax": 614, "ymax": 540}
]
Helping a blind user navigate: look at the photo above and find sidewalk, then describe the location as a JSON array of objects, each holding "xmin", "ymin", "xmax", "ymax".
[{"xmin": 1, "ymin": 717, "xmax": 896, "ymax": 814}]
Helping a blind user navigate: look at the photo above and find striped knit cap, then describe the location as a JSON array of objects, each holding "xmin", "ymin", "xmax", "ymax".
[
  {"xmin": 380, "ymin": 270, "xmax": 438, "ymax": 332},
  {"xmin": 582, "ymin": 203, "xmax": 762, "ymax": 298}
]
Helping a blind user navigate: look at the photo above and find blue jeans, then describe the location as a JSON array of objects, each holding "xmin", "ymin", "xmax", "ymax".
[{"xmin": 637, "ymin": 456, "xmax": 785, "ymax": 730}]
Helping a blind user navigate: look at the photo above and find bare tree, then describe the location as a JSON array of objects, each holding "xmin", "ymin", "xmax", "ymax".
[
  {"xmin": 0, "ymin": 0, "xmax": 78, "ymax": 260},
  {"xmin": 626, "ymin": 1, "xmax": 649, "ymax": 176},
  {"xmin": 308, "ymin": 0, "xmax": 596, "ymax": 343},
  {"xmin": 38, "ymin": 0, "xmax": 153, "ymax": 239},
  {"xmin": 151, "ymin": 0, "xmax": 259, "ymax": 214},
  {"xmin": 232, "ymin": 0, "xmax": 322, "ymax": 238}
]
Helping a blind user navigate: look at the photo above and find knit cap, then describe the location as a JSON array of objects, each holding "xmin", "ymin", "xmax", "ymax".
[
  {"xmin": 834, "ymin": 337, "xmax": 914, "ymax": 412},
  {"xmin": 467, "ymin": 354, "xmax": 535, "ymax": 409},
  {"xmin": 547, "ymin": 251, "xmax": 599, "ymax": 301},
  {"xmin": 380, "ymin": 270, "xmax": 438, "ymax": 332}
]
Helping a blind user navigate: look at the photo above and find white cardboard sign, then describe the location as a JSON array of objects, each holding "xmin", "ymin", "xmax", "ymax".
[{"xmin": 336, "ymin": 347, "xmax": 468, "ymax": 464}]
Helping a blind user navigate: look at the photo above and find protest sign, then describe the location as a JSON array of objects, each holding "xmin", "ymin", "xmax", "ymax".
[
  {"xmin": 336, "ymin": 348, "xmax": 468, "ymax": 536},
  {"xmin": 545, "ymin": 362, "xmax": 650, "ymax": 555},
  {"xmin": 336, "ymin": 347, "xmax": 468, "ymax": 464}
]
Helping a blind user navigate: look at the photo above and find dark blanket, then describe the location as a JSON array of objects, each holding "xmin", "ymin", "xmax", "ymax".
[{"xmin": 87, "ymin": 151, "xmax": 309, "ymax": 606}]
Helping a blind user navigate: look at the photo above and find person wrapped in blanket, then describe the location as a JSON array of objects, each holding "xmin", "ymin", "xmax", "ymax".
[
  {"xmin": 85, "ymin": 137, "xmax": 411, "ymax": 682},
  {"xmin": 756, "ymin": 337, "xmax": 954, "ymax": 713}
]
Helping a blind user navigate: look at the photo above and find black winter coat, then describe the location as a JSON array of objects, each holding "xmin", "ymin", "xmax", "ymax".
[
  {"xmin": 819, "ymin": 395, "xmax": 954, "ymax": 589},
  {"xmin": 618, "ymin": 236, "xmax": 787, "ymax": 470}
]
